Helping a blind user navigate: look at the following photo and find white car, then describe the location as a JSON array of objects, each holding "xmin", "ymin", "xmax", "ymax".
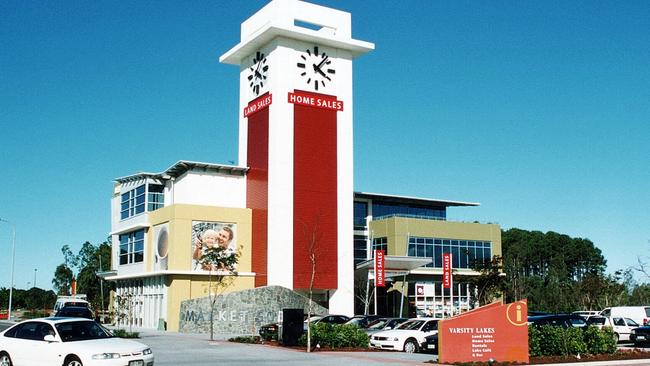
[
  {"xmin": 589, "ymin": 315, "xmax": 639, "ymax": 342},
  {"xmin": 0, "ymin": 318, "xmax": 154, "ymax": 366},
  {"xmin": 370, "ymin": 318, "xmax": 439, "ymax": 353}
]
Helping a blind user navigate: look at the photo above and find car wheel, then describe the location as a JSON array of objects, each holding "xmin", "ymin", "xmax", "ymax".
[
  {"xmin": 0, "ymin": 352, "xmax": 12, "ymax": 366},
  {"xmin": 403, "ymin": 338, "xmax": 419, "ymax": 353},
  {"xmin": 614, "ymin": 333, "xmax": 620, "ymax": 343},
  {"xmin": 64, "ymin": 356, "xmax": 83, "ymax": 366}
]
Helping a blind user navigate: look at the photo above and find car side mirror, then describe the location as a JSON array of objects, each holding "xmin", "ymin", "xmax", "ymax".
[{"xmin": 44, "ymin": 335, "xmax": 57, "ymax": 343}]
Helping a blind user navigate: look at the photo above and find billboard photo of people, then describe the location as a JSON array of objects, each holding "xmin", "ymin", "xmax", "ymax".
[{"xmin": 191, "ymin": 221, "xmax": 237, "ymax": 271}]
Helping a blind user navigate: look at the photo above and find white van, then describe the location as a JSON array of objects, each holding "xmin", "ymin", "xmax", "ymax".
[
  {"xmin": 52, "ymin": 295, "xmax": 90, "ymax": 315},
  {"xmin": 600, "ymin": 306, "xmax": 650, "ymax": 326}
]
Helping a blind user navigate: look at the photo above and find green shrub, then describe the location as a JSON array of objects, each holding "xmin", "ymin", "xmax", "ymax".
[
  {"xmin": 528, "ymin": 325, "xmax": 616, "ymax": 357},
  {"xmin": 111, "ymin": 329, "xmax": 139, "ymax": 338},
  {"xmin": 300, "ymin": 323, "xmax": 369, "ymax": 349},
  {"xmin": 583, "ymin": 326, "xmax": 616, "ymax": 355},
  {"xmin": 229, "ymin": 335, "xmax": 261, "ymax": 344}
]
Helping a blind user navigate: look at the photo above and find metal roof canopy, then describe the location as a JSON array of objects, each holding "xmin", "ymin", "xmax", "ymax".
[
  {"xmin": 356, "ymin": 256, "xmax": 432, "ymax": 278},
  {"xmin": 114, "ymin": 160, "xmax": 248, "ymax": 183},
  {"xmin": 354, "ymin": 192, "xmax": 479, "ymax": 207}
]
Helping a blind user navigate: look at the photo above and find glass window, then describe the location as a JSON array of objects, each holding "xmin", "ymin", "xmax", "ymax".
[
  {"xmin": 118, "ymin": 229, "xmax": 145, "ymax": 265},
  {"xmin": 354, "ymin": 201, "xmax": 368, "ymax": 230}
]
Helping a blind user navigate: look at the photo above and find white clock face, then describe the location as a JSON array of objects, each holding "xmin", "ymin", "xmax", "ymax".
[
  {"xmin": 248, "ymin": 51, "xmax": 268, "ymax": 96},
  {"xmin": 297, "ymin": 45, "xmax": 335, "ymax": 91}
]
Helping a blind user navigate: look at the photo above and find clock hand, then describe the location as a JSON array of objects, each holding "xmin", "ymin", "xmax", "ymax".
[
  {"xmin": 313, "ymin": 64, "xmax": 331, "ymax": 81},
  {"xmin": 316, "ymin": 55, "xmax": 329, "ymax": 69}
]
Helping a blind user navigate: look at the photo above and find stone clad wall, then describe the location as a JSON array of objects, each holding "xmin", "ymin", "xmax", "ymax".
[{"xmin": 179, "ymin": 286, "xmax": 327, "ymax": 335}]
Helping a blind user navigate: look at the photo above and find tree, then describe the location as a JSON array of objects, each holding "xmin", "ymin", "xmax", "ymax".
[
  {"xmin": 53, "ymin": 241, "xmax": 115, "ymax": 311},
  {"xmin": 52, "ymin": 264, "xmax": 73, "ymax": 296},
  {"xmin": 468, "ymin": 255, "xmax": 506, "ymax": 307},
  {"xmin": 302, "ymin": 217, "xmax": 323, "ymax": 353},
  {"xmin": 199, "ymin": 244, "xmax": 240, "ymax": 341}
]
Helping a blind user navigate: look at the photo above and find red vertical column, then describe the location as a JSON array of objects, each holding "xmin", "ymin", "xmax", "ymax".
[
  {"xmin": 246, "ymin": 94, "xmax": 270, "ymax": 287},
  {"xmin": 293, "ymin": 91, "xmax": 338, "ymax": 290}
]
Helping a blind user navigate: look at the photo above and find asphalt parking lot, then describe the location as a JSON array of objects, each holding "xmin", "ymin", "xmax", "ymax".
[
  {"xmin": 139, "ymin": 329, "xmax": 437, "ymax": 366},
  {"xmin": 0, "ymin": 322, "xmax": 436, "ymax": 365}
]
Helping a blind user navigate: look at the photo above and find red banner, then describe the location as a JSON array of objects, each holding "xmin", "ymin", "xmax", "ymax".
[
  {"xmin": 288, "ymin": 91, "xmax": 343, "ymax": 111},
  {"xmin": 443, "ymin": 252, "xmax": 452, "ymax": 289},
  {"xmin": 244, "ymin": 93, "xmax": 272, "ymax": 118},
  {"xmin": 375, "ymin": 249, "xmax": 385, "ymax": 287}
]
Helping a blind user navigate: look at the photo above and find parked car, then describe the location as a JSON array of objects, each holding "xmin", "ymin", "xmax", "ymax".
[
  {"xmin": 344, "ymin": 315, "xmax": 383, "ymax": 329},
  {"xmin": 0, "ymin": 318, "xmax": 154, "ymax": 366},
  {"xmin": 303, "ymin": 314, "xmax": 350, "ymax": 330},
  {"xmin": 420, "ymin": 333, "xmax": 438, "ymax": 353},
  {"xmin": 528, "ymin": 314, "xmax": 588, "ymax": 328},
  {"xmin": 572, "ymin": 310, "xmax": 600, "ymax": 320},
  {"xmin": 370, "ymin": 318, "xmax": 439, "ymax": 353},
  {"xmin": 600, "ymin": 307, "xmax": 650, "ymax": 327},
  {"xmin": 588, "ymin": 315, "xmax": 639, "ymax": 342},
  {"xmin": 364, "ymin": 317, "xmax": 408, "ymax": 336},
  {"xmin": 258, "ymin": 322, "xmax": 279, "ymax": 340},
  {"xmin": 630, "ymin": 326, "xmax": 650, "ymax": 346},
  {"xmin": 55, "ymin": 306, "xmax": 95, "ymax": 320},
  {"xmin": 52, "ymin": 296, "xmax": 90, "ymax": 316}
]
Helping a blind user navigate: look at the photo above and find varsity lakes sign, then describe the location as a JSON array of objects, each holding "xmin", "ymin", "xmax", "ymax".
[{"xmin": 439, "ymin": 300, "xmax": 529, "ymax": 364}]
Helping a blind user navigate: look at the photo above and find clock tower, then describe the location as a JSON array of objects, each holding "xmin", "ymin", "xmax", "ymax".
[{"xmin": 220, "ymin": 0, "xmax": 373, "ymax": 314}]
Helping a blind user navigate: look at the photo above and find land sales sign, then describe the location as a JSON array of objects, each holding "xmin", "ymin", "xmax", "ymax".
[{"xmin": 374, "ymin": 249, "xmax": 385, "ymax": 287}]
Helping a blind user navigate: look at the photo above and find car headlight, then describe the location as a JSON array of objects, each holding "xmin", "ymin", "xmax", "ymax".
[
  {"xmin": 92, "ymin": 353, "xmax": 121, "ymax": 360},
  {"xmin": 143, "ymin": 348, "xmax": 153, "ymax": 355}
]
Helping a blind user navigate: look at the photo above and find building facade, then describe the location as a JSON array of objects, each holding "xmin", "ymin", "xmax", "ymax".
[{"xmin": 104, "ymin": 0, "xmax": 502, "ymax": 332}]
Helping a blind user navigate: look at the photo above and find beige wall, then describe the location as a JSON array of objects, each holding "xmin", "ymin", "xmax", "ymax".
[
  {"xmin": 369, "ymin": 217, "xmax": 502, "ymax": 257},
  {"xmin": 147, "ymin": 204, "xmax": 254, "ymax": 331}
]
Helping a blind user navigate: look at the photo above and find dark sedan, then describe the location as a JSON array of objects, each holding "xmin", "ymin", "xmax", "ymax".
[
  {"xmin": 631, "ymin": 326, "xmax": 650, "ymax": 346},
  {"xmin": 54, "ymin": 306, "xmax": 95, "ymax": 320},
  {"xmin": 421, "ymin": 333, "xmax": 438, "ymax": 353}
]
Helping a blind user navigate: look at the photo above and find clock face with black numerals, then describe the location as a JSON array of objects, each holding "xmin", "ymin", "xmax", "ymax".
[
  {"xmin": 297, "ymin": 45, "xmax": 335, "ymax": 91},
  {"xmin": 248, "ymin": 51, "xmax": 268, "ymax": 96}
]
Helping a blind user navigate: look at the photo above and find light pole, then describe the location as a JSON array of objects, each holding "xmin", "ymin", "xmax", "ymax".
[
  {"xmin": 33, "ymin": 268, "xmax": 37, "ymax": 289},
  {"xmin": 0, "ymin": 218, "xmax": 16, "ymax": 322}
]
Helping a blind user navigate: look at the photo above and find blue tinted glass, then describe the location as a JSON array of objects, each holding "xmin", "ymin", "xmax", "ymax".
[
  {"xmin": 135, "ymin": 230, "xmax": 144, "ymax": 240},
  {"xmin": 460, "ymin": 249, "xmax": 468, "ymax": 268},
  {"xmin": 435, "ymin": 239, "xmax": 442, "ymax": 245},
  {"xmin": 452, "ymin": 247, "xmax": 460, "ymax": 267},
  {"xmin": 475, "ymin": 247, "xmax": 484, "ymax": 262},
  {"xmin": 120, "ymin": 255, "xmax": 128, "ymax": 265},
  {"xmin": 135, "ymin": 204, "xmax": 144, "ymax": 214},
  {"xmin": 451, "ymin": 240, "xmax": 458, "ymax": 246},
  {"xmin": 468, "ymin": 241, "xmax": 475, "ymax": 247},
  {"xmin": 408, "ymin": 244, "xmax": 417, "ymax": 257},
  {"xmin": 434, "ymin": 245, "xmax": 442, "ymax": 267},
  {"xmin": 136, "ymin": 185, "xmax": 145, "ymax": 195},
  {"xmin": 120, "ymin": 211, "xmax": 128, "ymax": 220},
  {"xmin": 136, "ymin": 195, "xmax": 145, "ymax": 205},
  {"xmin": 426, "ymin": 244, "xmax": 433, "ymax": 258},
  {"xmin": 134, "ymin": 252, "xmax": 143, "ymax": 263},
  {"xmin": 121, "ymin": 192, "xmax": 129, "ymax": 203},
  {"xmin": 443, "ymin": 240, "xmax": 450, "ymax": 245},
  {"xmin": 484, "ymin": 248, "xmax": 491, "ymax": 261},
  {"xmin": 414, "ymin": 244, "xmax": 422, "ymax": 257},
  {"xmin": 134, "ymin": 240, "xmax": 144, "ymax": 252},
  {"xmin": 426, "ymin": 238, "xmax": 433, "ymax": 244}
]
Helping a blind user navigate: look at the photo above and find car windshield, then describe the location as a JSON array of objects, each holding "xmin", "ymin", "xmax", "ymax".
[
  {"xmin": 55, "ymin": 321, "xmax": 112, "ymax": 342},
  {"xmin": 367, "ymin": 319, "xmax": 388, "ymax": 329},
  {"xmin": 397, "ymin": 320, "xmax": 425, "ymax": 330}
]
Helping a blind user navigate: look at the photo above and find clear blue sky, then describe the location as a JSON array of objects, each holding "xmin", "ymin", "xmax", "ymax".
[{"xmin": 1, "ymin": 0, "xmax": 648, "ymax": 291}]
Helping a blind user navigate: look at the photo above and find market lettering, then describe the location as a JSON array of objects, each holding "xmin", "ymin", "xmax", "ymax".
[{"xmin": 288, "ymin": 91, "xmax": 343, "ymax": 111}]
